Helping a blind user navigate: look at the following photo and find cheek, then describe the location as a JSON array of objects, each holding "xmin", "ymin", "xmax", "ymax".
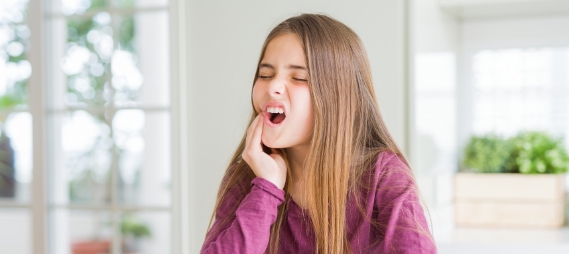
[
  {"xmin": 292, "ymin": 87, "xmax": 314, "ymax": 126},
  {"xmin": 298, "ymin": 87, "xmax": 313, "ymax": 110}
]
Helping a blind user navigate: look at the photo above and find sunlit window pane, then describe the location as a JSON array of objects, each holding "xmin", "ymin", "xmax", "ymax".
[
  {"xmin": 63, "ymin": 13, "xmax": 113, "ymax": 108},
  {"xmin": 50, "ymin": 209, "xmax": 112, "ymax": 254},
  {"xmin": 0, "ymin": 0, "xmax": 29, "ymax": 109},
  {"xmin": 0, "ymin": 208, "xmax": 31, "ymax": 254},
  {"xmin": 114, "ymin": 11, "xmax": 169, "ymax": 107},
  {"xmin": 113, "ymin": 0, "xmax": 168, "ymax": 9},
  {"xmin": 114, "ymin": 110, "xmax": 170, "ymax": 206},
  {"xmin": 121, "ymin": 212, "xmax": 170, "ymax": 254},
  {"xmin": 50, "ymin": 111, "xmax": 112, "ymax": 205},
  {"xmin": 0, "ymin": 112, "xmax": 32, "ymax": 203},
  {"xmin": 49, "ymin": 0, "xmax": 108, "ymax": 16},
  {"xmin": 471, "ymin": 47, "xmax": 569, "ymax": 148}
]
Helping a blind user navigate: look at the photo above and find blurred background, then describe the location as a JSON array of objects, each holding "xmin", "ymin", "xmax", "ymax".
[{"xmin": 0, "ymin": 0, "xmax": 568, "ymax": 253}]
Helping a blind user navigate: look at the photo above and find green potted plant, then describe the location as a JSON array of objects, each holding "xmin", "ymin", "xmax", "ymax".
[
  {"xmin": 506, "ymin": 132, "xmax": 569, "ymax": 174},
  {"xmin": 455, "ymin": 131, "xmax": 569, "ymax": 228},
  {"xmin": 461, "ymin": 134, "xmax": 512, "ymax": 173},
  {"xmin": 71, "ymin": 216, "xmax": 151, "ymax": 254},
  {"xmin": 121, "ymin": 215, "xmax": 152, "ymax": 253},
  {"xmin": 71, "ymin": 240, "xmax": 111, "ymax": 254}
]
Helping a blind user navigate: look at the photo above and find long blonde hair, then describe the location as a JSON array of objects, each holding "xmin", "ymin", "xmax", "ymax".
[{"xmin": 207, "ymin": 14, "xmax": 418, "ymax": 253}]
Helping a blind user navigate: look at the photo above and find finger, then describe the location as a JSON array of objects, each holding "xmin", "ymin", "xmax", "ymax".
[
  {"xmin": 249, "ymin": 114, "xmax": 264, "ymax": 151},
  {"xmin": 246, "ymin": 114, "xmax": 262, "ymax": 145},
  {"xmin": 247, "ymin": 114, "xmax": 261, "ymax": 136}
]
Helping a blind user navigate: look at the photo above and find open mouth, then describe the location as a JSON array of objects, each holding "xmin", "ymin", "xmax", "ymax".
[
  {"xmin": 265, "ymin": 106, "xmax": 287, "ymax": 125},
  {"xmin": 270, "ymin": 112, "xmax": 286, "ymax": 124}
]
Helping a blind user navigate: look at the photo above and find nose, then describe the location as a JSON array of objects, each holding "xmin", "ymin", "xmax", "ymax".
[{"xmin": 267, "ymin": 77, "xmax": 285, "ymax": 96}]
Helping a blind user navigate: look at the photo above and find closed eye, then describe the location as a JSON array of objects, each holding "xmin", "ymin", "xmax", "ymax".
[
  {"xmin": 258, "ymin": 75, "xmax": 273, "ymax": 79},
  {"xmin": 293, "ymin": 78, "xmax": 308, "ymax": 82}
]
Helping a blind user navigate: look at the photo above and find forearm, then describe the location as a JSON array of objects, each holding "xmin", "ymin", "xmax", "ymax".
[{"xmin": 201, "ymin": 177, "xmax": 284, "ymax": 254}]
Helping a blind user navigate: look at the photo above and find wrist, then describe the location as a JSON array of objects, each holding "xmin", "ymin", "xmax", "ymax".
[{"xmin": 259, "ymin": 176, "xmax": 284, "ymax": 190}]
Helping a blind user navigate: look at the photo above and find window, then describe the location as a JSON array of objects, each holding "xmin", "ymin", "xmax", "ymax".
[
  {"xmin": 0, "ymin": 0, "xmax": 184, "ymax": 253},
  {"xmin": 0, "ymin": 1, "xmax": 34, "ymax": 252},
  {"xmin": 470, "ymin": 47, "xmax": 569, "ymax": 147}
]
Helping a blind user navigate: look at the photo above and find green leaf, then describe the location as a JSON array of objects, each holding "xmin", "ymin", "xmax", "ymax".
[
  {"xmin": 509, "ymin": 131, "xmax": 569, "ymax": 174},
  {"xmin": 462, "ymin": 134, "xmax": 510, "ymax": 173}
]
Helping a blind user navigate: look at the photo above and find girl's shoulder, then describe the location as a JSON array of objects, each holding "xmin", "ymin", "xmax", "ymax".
[
  {"xmin": 373, "ymin": 150, "xmax": 410, "ymax": 175},
  {"xmin": 353, "ymin": 150, "xmax": 415, "ymax": 199},
  {"xmin": 371, "ymin": 150, "xmax": 416, "ymax": 193},
  {"xmin": 375, "ymin": 149, "xmax": 405, "ymax": 164}
]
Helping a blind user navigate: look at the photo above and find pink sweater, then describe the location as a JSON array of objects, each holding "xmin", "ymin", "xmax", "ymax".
[{"xmin": 201, "ymin": 152, "xmax": 436, "ymax": 253}]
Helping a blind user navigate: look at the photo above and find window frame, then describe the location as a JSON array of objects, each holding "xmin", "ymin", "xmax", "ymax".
[{"xmin": 0, "ymin": 0, "xmax": 190, "ymax": 253}]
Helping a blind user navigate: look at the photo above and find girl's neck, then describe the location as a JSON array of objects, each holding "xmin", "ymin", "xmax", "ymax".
[
  {"xmin": 285, "ymin": 143, "xmax": 310, "ymax": 209},
  {"xmin": 285, "ymin": 143, "xmax": 310, "ymax": 181}
]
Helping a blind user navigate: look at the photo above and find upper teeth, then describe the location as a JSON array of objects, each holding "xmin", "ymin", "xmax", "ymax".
[{"xmin": 267, "ymin": 107, "xmax": 284, "ymax": 114}]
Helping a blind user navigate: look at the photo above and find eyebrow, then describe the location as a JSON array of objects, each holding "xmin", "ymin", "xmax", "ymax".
[{"xmin": 259, "ymin": 63, "xmax": 307, "ymax": 71}]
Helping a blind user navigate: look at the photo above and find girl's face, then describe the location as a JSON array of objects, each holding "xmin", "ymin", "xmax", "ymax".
[{"xmin": 252, "ymin": 33, "xmax": 314, "ymax": 149}]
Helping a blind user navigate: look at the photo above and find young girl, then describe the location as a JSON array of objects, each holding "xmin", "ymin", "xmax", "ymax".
[{"xmin": 201, "ymin": 14, "xmax": 436, "ymax": 254}]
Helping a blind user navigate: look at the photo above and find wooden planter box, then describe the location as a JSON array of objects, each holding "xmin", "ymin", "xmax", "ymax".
[{"xmin": 454, "ymin": 173, "xmax": 566, "ymax": 228}]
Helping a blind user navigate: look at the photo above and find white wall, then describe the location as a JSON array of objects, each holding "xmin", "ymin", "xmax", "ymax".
[
  {"xmin": 409, "ymin": 0, "xmax": 460, "ymax": 174},
  {"xmin": 184, "ymin": 0, "xmax": 409, "ymax": 251},
  {"xmin": 410, "ymin": 0, "xmax": 460, "ymax": 244},
  {"xmin": 414, "ymin": 0, "xmax": 460, "ymax": 53}
]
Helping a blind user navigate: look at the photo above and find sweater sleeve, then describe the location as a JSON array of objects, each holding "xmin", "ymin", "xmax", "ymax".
[
  {"xmin": 374, "ymin": 154, "xmax": 437, "ymax": 254},
  {"xmin": 201, "ymin": 177, "xmax": 285, "ymax": 254}
]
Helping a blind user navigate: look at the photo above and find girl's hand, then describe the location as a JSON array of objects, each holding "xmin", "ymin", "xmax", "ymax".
[{"xmin": 242, "ymin": 114, "xmax": 287, "ymax": 189}]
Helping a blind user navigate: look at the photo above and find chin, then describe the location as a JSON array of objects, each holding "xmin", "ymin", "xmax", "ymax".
[{"xmin": 261, "ymin": 135, "xmax": 286, "ymax": 149}]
